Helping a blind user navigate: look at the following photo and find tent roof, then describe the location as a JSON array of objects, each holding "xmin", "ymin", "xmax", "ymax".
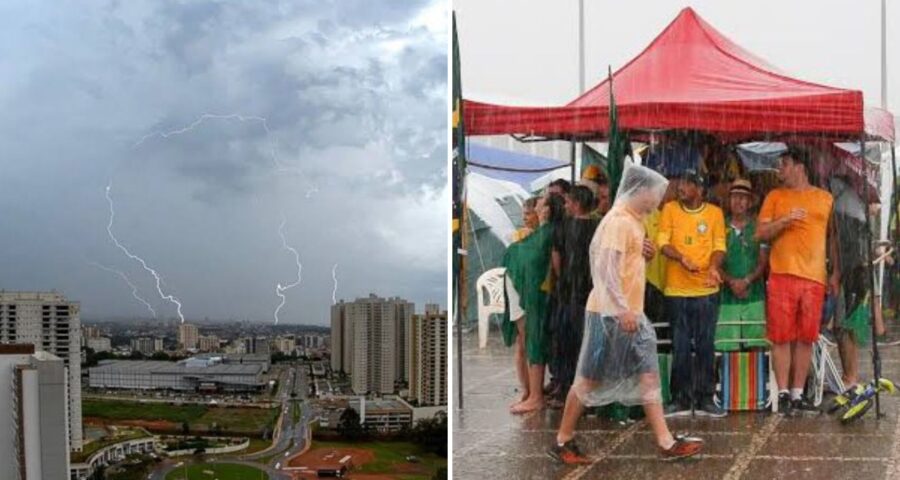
[{"xmin": 464, "ymin": 7, "xmax": 871, "ymax": 141}]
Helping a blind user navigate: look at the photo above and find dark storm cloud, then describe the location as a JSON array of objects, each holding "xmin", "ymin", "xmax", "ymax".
[{"xmin": 0, "ymin": 0, "xmax": 447, "ymax": 324}]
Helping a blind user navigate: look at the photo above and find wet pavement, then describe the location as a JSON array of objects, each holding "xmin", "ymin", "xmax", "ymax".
[{"xmin": 453, "ymin": 326, "xmax": 900, "ymax": 479}]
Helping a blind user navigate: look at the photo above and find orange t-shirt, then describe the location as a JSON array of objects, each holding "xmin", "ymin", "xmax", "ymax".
[
  {"xmin": 586, "ymin": 205, "xmax": 645, "ymax": 315},
  {"xmin": 758, "ymin": 187, "xmax": 833, "ymax": 285}
]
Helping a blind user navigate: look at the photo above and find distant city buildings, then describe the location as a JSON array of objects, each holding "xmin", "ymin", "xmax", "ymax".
[
  {"xmin": 82, "ymin": 325, "xmax": 101, "ymax": 341},
  {"xmin": 330, "ymin": 294, "xmax": 413, "ymax": 395},
  {"xmin": 178, "ymin": 323, "xmax": 199, "ymax": 350},
  {"xmin": 274, "ymin": 335, "xmax": 295, "ymax": 354},
  {"xmin": 0, "ymin": 344, "xmax": 70, "ymax": 480},
  {"xmin": 408, "ymin": 305, "xmax": 447, "ymax": 407},
  {"xmin": 0, "ymin": 291, "xmax": 83, "ymax": 451},
  {"xmin": 129, "ymin": 337, "xmax": 163, "ymax": 356},
  {"xmin": 197, "ymin": 335, "xmax": 220, "ymax": 352},
  {"xmin": 86, "ymin": 337, "xmax": 112, "ymax": 353}
]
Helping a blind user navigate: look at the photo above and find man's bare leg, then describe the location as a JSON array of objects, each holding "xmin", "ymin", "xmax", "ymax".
[
  {"xmin": 556, "ymin": 381, "xmax": 592, "ymax": 444},
  {"xmin": 771, "ymin": 342, "xmax": 792, "ymax": 390},
  {"xmin": 513, "ymin": 363, "xmax": 546, "ymax": 413},
  {"xmin": 638, "ymin": 373, "xmax": 675, "ymax": 449},
  {"xmin": 790, "ymin": 341, "xmax": 814, "ymax": 390},
  {"xmin": 511, "ymin": 318, "xmax": 529, "ymax": 409},
  {"xmin": 837, "ymin": 332, "xmax": 859, "ymax": 386}
]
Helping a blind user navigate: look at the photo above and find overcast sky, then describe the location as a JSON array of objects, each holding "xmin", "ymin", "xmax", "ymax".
[
  {"xmin": 454, "ymin": 0, "xmax": 899, "ymax": 116},
  {"xmin": 0, "ymin": 1, "xmax": 447, "ymax": 325}
]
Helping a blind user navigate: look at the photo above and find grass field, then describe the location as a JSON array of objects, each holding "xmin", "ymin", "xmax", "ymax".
[
  {"xmin": 242, "ymin": 438, "xmax": 272, "ymax": 455},
  {"xmin": 311, "ymin": 440, "xmax": 446, "ymax": 477},
  {"xmin": 84, "ymin": 399, "xmax": 279, "ymax": 434},
  {"xmin": 165, "ymin": 463, "xmax": 268, "ymax": 480}
]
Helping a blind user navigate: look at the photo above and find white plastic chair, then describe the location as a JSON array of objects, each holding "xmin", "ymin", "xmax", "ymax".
[{"xmin": 477, "ymin": 267, "xmax": 506, "ymax": 349}]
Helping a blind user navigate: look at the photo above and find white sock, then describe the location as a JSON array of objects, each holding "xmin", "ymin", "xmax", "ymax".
[
  {"xmin": 790, "ymin": 388, "xmax": 803, "ymax": 401},
  {"xmin": 779, "ymin": 389, "xmax": 789, "ymax": 397}
]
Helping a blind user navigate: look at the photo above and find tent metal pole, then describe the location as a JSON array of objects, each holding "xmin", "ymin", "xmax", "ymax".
[
  {"xmin": 570, "ymin": 140, "xmax": 577, "ymax": 183},
  {"xmin": 861, "ymin": 134, "xmax": 884, "ymax": 418}
]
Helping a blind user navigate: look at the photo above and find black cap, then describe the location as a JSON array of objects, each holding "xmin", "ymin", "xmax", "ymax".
[{"xmin": 679, "ymin": 168, "xmax": 706, "ymax": 187}]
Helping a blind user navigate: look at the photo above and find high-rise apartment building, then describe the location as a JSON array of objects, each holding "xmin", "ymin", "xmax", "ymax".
[
  {"xmin": 0, "ymin": 291, "xmax": 83, "ymax": 451},
  {"xmin": 198, "ymin": 335, "xmax": 220, "ymax": 352},
  {"xmin": 408, "ymin": 306, "xmax": 447, "ymax": 407},
  {"xmin": 130, "ymin": 337, "xmax": 164, "ymax": 355},
  {"xmin": 178, "ymin": 323, "xmax": 199, "ymax": 350},
  {"xmin": 331, "ymin": 294, "xmax": 413, "ymax": 395},
  {"xmin": 0, "ymin": 344, "xmax": 70, "ymax": 480}
]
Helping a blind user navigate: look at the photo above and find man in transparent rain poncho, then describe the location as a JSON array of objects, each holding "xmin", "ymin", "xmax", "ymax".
[{"xmin": 549, "ymin": 163, "xmax": 704, "ymax": 464}]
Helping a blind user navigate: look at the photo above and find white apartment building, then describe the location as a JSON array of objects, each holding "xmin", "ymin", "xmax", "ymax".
[
  {"xmin": 408, "ymin": 306, "xmax": 448, "ymax": 407},
  {"xmin": 331, "ymin": 294, "xmax": 414, "ymax": 395},
  {"xmin": 178, "ymin": 323, "xmax": 198, "ymax": 350},
  {"xmin": 0, "ymin": 291, "xmax": 83, "ymax": 451},
  {"xmin": 0, "ymin": 344, "xmax": 70, "ymax": 480}
]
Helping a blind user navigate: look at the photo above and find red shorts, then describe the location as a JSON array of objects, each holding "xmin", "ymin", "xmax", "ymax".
[{"xmin": 766, "ymin": 273, "xmax": 825, "ymax": 344}]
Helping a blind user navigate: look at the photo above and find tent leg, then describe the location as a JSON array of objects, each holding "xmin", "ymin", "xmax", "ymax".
[
  {"xmin": 862, "ymin": 135, "xmax": 884, "ymax": 418},
  {"xmin": 570, "ymin": 140, "xmax": 577, "ymax": 183}
]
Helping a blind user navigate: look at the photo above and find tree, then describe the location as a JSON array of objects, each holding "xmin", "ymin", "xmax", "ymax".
[
  {"xmin": 432, "ymin": 467, "xmax": 448, "ymax": 480},
  {"xmin": 412, "ymin": 416, "xmax": 447, "ymax": 456},
  {"xmin": 150, "ymin": 351, "xmax": 171, "ymax": 361},
  {"xmin": 337, "ymin": 408, "xmax": 363, "ymax": 441}
]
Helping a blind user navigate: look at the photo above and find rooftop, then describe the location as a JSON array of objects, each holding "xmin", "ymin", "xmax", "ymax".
[{"xmin": 91, "ymin": 360, "xmax": 262, "ymax": 375}]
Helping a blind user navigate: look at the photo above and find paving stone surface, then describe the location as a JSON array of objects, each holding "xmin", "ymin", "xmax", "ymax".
[{"xmin": 453, "ymin": 325, "xmax": 900, "ymax": 479}]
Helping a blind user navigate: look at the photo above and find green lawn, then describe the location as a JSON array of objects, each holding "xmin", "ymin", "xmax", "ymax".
[
  {"xmin": 242, "ymin": 438, "xmax": 272, "ymax": 455},
  {"xmin": 83, "ymin": 399, "xmax": 278, "ymax": 434},
  {"xmin": 83, "ymin": 399, "xmax": 206, "ymax": 423},
  {"xmin": 312, "ymin": 441, "xmax": 447, "ymax": 477},
  {"xmin": 165, "ymin": 463, "xmax": 268, "ymax": 480}
]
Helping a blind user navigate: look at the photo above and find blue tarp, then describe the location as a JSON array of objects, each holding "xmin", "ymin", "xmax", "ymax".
[{"xmin": 466, "ymin": 142, "xmax": 567, "ymax": 190}]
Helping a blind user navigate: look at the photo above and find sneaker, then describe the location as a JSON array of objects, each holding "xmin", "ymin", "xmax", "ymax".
[
  {"xmin": 660, "ymin": 434, "xmax": 704, "ymax": 460},
  {"xmin": 776, "ymin": 392, "xmax": 793, "ymax": 416},
  {"xmin": 548, "ymin": 439, "xmax": 592, "ymax": 465},
  {"xmin": 664, "ymin": 401, "xmax": 692, "ymax": 418},
  {"xmin": 695, "ymin": 399, "xmax": 727, "ymax": 418},
  {"xmin": 790, "ymin": 397, "xmax": 821, "ymax": 416}
]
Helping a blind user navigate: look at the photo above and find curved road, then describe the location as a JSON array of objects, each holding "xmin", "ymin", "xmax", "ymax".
[{"xmin": 149, "ymin": 362, "xmax": 312, "ymax": 480}]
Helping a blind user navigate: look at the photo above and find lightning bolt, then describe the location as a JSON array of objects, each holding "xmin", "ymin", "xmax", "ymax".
[
  {"xmin": 332, "ymin": 263, "xmax": 339, "ymax": 305},
  {"xmin": 274, "ymin": 215, "xmax": 302, "ymax": 324},
  {"xmin": 105, "ymin": 182, "xmax": 185, "ymax": 323},
  {"xmin": 133, "ymin": 113, "xmax": 301, "ymax": 174},
  {"xmin": 86, "ymin": 259, "xmax": 158, "ymax": 318}
]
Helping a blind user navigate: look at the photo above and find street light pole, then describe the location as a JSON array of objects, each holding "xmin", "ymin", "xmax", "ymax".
[{"xmin": 882, "ymin": 0, "xmax": 887, "ymax": 109}]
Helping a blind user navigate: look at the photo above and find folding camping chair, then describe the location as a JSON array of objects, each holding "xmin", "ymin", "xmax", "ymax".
[
  {"xmin": 810, "ymin": 334, "xmax": 845, "ymax": 406},
  {"xmin": 714, "ymin": 318, "xmax": 778, "ymax": 412}
]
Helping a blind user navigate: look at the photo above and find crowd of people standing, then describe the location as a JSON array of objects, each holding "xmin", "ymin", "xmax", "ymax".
[{"xmin": 499, "ymin": 146, "xmax": 884, "ymax": 464}]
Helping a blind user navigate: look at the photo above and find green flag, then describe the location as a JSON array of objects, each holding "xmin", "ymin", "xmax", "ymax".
[
  {"xmin": 606, "ymin": 66, "xmax": 632, "ymax": 204},
  {"xmin": 581, "ymin": 144, "xmax": 608, "ymax": 177}
]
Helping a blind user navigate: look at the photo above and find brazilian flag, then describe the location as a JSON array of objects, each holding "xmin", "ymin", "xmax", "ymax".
[{"xmin": 606, "ymin": 66, "xmax": 632, "ymax": 204}]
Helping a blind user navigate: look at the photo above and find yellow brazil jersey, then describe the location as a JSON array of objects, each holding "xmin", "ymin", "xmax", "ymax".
[
  {"xmin": 657, "ymin": 201, "xmax": 726, "ymax": 297},
  {"xmin": 644, "ymin": 209, "xmax": 666, "ymax": 291}
]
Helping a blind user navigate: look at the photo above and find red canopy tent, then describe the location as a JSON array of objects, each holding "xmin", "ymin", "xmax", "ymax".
[{"xmin": 464, "ymin": 7, "xmax": 874, "ymax": 141}]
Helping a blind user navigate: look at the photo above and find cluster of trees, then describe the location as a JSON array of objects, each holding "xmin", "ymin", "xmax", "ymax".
[
  {"xmin": 82, "ymin": 348, "xmax": 185, "ymax": 367},
  {"xmin": 336, "ymin": 408, "xmax": 447, "ymax": 456}
]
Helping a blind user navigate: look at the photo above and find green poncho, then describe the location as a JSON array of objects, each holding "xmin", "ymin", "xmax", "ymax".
[{"xmin": 501, "ymin": 222, "xmax": 552, "ymax": 365}]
